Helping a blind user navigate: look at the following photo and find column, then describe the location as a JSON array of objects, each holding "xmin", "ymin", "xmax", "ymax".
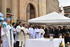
[
  {"xmin": 1, "ymin": 0, "xmax": 7, "ymax": 18},
  {"xmin": 39, "ymin": 0, "xmax": 42, "ymax": 16},
  {"xmin": 11, "ymin": 0, "xmax": 18, "ymax": 23},
  {"xmin": 42, "ymin": 0, "xmax": 46, "ymax": 15}
]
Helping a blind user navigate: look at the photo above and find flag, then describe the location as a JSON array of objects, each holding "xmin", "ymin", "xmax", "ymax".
[{"xmin": 11, "ymin": 19, "xmax": 13, "ymax": 25}]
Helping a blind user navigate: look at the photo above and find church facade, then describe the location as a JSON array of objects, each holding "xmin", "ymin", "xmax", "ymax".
[{"xmin": 0, "ymin": 0, "xmax": 59, "ymax": 24}]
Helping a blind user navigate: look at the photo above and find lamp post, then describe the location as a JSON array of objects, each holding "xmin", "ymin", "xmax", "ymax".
[{"xmin": 0, "ymin": 12, "xmax": 4, "ymax": 47}]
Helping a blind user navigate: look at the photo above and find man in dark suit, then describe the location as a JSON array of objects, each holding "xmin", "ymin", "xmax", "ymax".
[
  {"xmin": 58, "ymin": 26, "xmax": 62, "ymax": 34},
  {"xmin": 44, "ymin": 28, "xmax": 47, "ymax": 34},
  {"xmin": 62, "ymin": 26, "xmax": 69, "ymax": 43},
  {"xmin": 51, "ymin": 27, "xmax": 58, "ymax": 38},
  {"xmin": 57, "ymin": 26, "xmax": 63, "ymax": 38},
  {"xmin": 46, "ymin": 27, "xmax": 51, "ymax": 38},
  {"xmin": 44, "ymin": 28, "xmax": 47, "ymax": 37}
]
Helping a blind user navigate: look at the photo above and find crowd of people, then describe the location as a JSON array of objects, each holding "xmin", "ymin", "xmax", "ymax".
[
  {"xmin": 1, "ymin": 19, "xmax": 45, "ymax": 47},
  {"xmin": 14, "ymin": 23, "xmax": 45, "ymax": 47},
  {"xmin": 1, "ymin": 18, "xmax": 70, "ymax": 47},
  {"xmin": 44, "ymin": 26, "xmax": 70, "ymax": 43}
]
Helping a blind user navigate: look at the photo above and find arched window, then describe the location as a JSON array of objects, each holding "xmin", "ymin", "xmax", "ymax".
[{"xmin": 26, "ymin": 3, "xmax": 35, "ymax": 21}]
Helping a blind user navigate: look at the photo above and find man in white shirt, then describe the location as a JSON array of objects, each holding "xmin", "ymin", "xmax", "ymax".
[
  {"xmin": 34, "ymin": 26, "xmax": 40, "ymax": 38},
  {"xmin": 39, "ymin": 26, "xmax": 45, "ymax": 38},
  {"xmin": 16, "ymin": 21, "xmax": 25, "ymax": 47},
  {"xmin": 29, "ymin": 25, "xmax": 35, "ymax": 39}
]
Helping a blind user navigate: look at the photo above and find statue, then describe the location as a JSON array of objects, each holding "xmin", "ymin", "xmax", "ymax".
[{"xmin": 60, "ymin": 6, "xmax": 64, "ymax": 15}]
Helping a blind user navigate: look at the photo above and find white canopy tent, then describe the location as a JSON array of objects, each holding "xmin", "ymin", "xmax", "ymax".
[{"xmin": 28, "ymin": 12, "xmax": 70, "ymax": 25}]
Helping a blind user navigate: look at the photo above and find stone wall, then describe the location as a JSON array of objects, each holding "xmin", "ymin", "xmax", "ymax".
[
  {"xmin": 0, "ymin": 0, "xmax": 2, "ymax": 12},
  {"xmin": 38, "ymin": 0, "xmax": 46, "ymax": 16},
  {"xmin": 19, "ymin": 0, "xmax": 39, "ymax": 22},
  {"xmin": 1, "ymin": 0, "xmax": 7, "ymax": 17},
  {"xmin": 46, "ymin": 0, "xmax": 59, "ymax": 14},
  {"xmin": 11, "ymin": 0, "xmax": 18, "ymax": 23},
  {"xmin": 7, "ymin": 0, "xmax": 12, "ymax": 9},
  {"xmin": 0, "ymin": 0, "xmax": 59, "ymax": 23}
]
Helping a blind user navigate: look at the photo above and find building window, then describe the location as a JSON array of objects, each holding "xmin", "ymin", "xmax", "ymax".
[
  {"xmin": 64, "ymin": 14, "xmax": 69, "ymax": 17},
  {"xmin": 6, "ymin": 8, "xmax": 11, "ymax": 13},
  {"xmin": 64, "ymin": 8, "xmax": 70, "ymax": 13},
  {"xmin": 6, "ymin": 8, "xmax": 12, "ymax": 18}
]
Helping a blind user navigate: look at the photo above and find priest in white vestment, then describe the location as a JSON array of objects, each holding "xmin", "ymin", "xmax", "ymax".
[
  {"xmin": 1, "ymin": 19, "xmax": 14, "ymax": 47},
  {"xmin": 1, "ymin": 22, "xmax": 10, "ymax": 47},
  {"xmin": 39, "ymin": 26, "xmax": 45, "ymax": 38},
  {"xmin": 34, "ymin": 26, "xmax": 40, "ymax": 38},
  {"xmin": 7, "ymin": 20, "xmax": 14, "ymax": 47},
  {"xmin": 29, "ymin": 25, "xmax": 35, "ymax": 39},
  {"xmin": 11, "ymin": 22, "xmax": 16, "ymax": 46},
  {"xmin": 24, "ymin": 24, "xmax": 29, "ymax": 46},
  {"xmin": 24, "ymin": 24, "xmax": 29, "ymax": 39},
  {"xmin": 16, "ymin": 22, "xmax": 25, "ymax": 47}
]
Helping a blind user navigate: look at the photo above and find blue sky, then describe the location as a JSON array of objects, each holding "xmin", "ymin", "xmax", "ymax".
[{"xmin": 58, "ymin": 0, "xmax": 70, "ymax": 7}]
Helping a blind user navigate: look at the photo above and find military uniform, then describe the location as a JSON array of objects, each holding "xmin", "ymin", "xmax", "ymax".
[{"xmin": 62, "ymin": 28, "xmax": 69, "ymax": 43}]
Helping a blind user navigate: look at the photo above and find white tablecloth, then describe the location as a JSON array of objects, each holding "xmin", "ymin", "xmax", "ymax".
[{"xmin": 25, "ymin": 38, "xmax": 65, "ymax": 47}]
